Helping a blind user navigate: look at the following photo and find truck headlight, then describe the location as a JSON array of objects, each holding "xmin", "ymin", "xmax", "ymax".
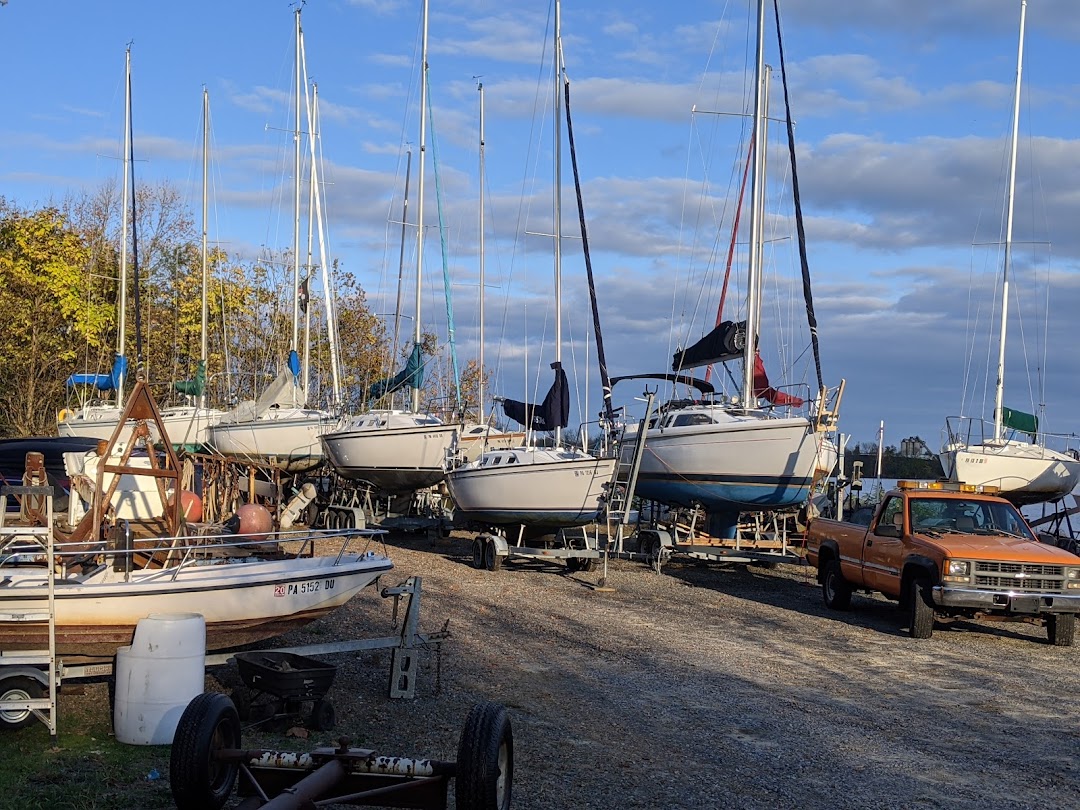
[
  {"xmin": 947, "ymin": 560, "xmax": 970, "ymax": 576},
  {"xmin": 1067, "ymin": 568, "xmax": 1080, "ymax": 580}
]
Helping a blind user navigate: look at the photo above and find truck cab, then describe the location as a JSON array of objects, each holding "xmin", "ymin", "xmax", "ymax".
[{"xmin": 805, "ymin": 481, "xmax": 1080, "ymax": 644}]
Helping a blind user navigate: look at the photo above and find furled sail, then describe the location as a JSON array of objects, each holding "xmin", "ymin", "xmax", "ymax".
[
  {"xmin": 671, "ymin": 321, "xmax": 746, "ymax": 371},
  {"xmin": 367, "ymin": 342, "xmax": 424, "ymax": 403},
  {"xmin": 502, "ymin": 362, "xmax": 569, "ymax": 432},
  {"xmin": 173, "ymin": 359, "xmax": 206, "ymax": 397},
  {"xmin": 752, "ymin": 353, "xmax": 803, "ymax": 407}
]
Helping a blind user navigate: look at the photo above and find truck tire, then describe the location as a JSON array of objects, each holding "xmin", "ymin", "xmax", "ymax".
[
  {"xmin": 1046, "ymin": 613, "xmax": 1076, "ymax": 647},
  {"xmin": 908, "ymin": 577, "xmax": 935, "ymax": 639},
  {"xmin": 822, "ymin": 559, "xmax": 852, "ymax": 611}
]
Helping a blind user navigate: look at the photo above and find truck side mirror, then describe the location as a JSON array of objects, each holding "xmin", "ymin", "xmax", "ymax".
[{"xmin": 875, "ymin": 524, "xmax": 901, "ymax": 539}]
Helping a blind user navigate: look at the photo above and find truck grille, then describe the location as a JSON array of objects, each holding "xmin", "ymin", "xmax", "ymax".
[{"xmin": 973, "ymin": 561, "xmax": 1067, "ymax": 593}]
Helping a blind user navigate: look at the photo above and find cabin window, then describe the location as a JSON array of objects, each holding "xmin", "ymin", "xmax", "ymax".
[{"xmin": 673, "ymin": 413, "xmax": 714, "ymax": 427}]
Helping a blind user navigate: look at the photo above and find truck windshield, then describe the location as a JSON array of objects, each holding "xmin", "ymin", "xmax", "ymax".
[{"xmin": 908, "ymin": 498, "xmax": 1035, "ymax": 540}]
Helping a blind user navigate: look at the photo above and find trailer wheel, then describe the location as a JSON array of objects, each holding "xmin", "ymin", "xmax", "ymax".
[
  {"xmin": 822, "ymin": 559, "xmax": 852, "ymax": 611},
  {"xmin": 483, "ymin": 539, "xmax": 502, "ymax": 572},
  {"xmin": 456, "ymin": 701, "xmax": 513, "ymax": 810},
  {"xmin": 0, "ymin": 675, "xmax": 43, "ymax": 730},
  {"xmin": 566, "ymin": 556, "xmax": 596, "ymax": 573},
  {"xmin": 1047, "ymin": 613, "xmax": 1076, "ymax": 647},
  {"xmin": 308, "ymin": 697, "xmax": 336, "ymax": 731},
  {"xmin": 907, "ymin": 576, "xmax": 935, "ymax": 639},
  {"xmin": 170, "ymin": 693, "xmax": 241, "ymax": 810},
  {"xmin": 472, "ymin": 538, "xmax": 485, "ymax": 569}
]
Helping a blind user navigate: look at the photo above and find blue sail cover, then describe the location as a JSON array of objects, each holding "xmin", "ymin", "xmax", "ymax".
[
  {"xmin": 66, "ymin": 354, "xmax": 128, "ymax": 391},
  {"xmin": 288, "ymin": 349, "xmax": 302, "ymax": 379},
  {"xmin": 503, "ymin": 362, "xmax": 569, "ymax": 432},
  {"xmin": 367, "ymin": 342, "xmax": 424, "ymax": 403}
]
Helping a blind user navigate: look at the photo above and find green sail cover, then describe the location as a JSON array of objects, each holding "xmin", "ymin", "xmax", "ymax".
[
  {"xmin": 1002, "ymin": 406, "xmax": 1038, "ymax": 436},
  {"xmin": 366, "ymin": 343, "xmax": 424, "ymax": 404},
  {"xmin": 174, "ymin": 360, "xmax": 206, "ymax": 397}
]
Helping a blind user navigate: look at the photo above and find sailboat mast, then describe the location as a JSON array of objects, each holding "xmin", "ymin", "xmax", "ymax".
[
  {"xmin": 291, "ymin": 8, "xmax": 303, "ymax": 360},
  {"xmin": 309, "ymin": 82, "xmax": 343, "ymax": 406},
  {"xmin": 478, "ymin": 81, "xmax": 486, "ymax": 422},
  {"xmin": 742, "ymin": 0, "xmax": 767, "ymax": 408},
  {"xmin": 553, "ymin": 0, "xmax": 564, "ymax": 447},
  {"xmin": 412, "ymin": 0, "xmax": 430, "ymax": 414},
  {"xmin": 200, "ymin": 88, "xmax": 209, "ymax": 410},
  {"xmin": 117, "ymin": 46, "xmax": 132, "ymax": 409},
  {"xmin": 994, "ymin": 0, "xmax": 1026, "ymax": 443}
]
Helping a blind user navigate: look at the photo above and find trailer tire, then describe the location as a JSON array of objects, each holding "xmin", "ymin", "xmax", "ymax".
[
  {"xmin": 0, "ymin": 675, "xmax": 43, "ymax": 730},
  {"xmin": 577, "ymin": 557, "xmax": 597, "ymax": 573},
  {"xmin": 1047, "ymin": 613, "xmax": 1076, "ymax": 647},
  {"xmin": 308, "ymin": 697, "xmax": 336, "ymax": 731},
  {"xmin": 822, "ymin": 559, "xmax": 852, "ymax": 611},
  {"xmin": 170, "ymin": 692, "xmax": 241, "ymax": 810},
  {"xmin": 456, "ymin": 701, "xmax": 513, "ymax": 810},
  {"xmin": 908, "ymin": 576, "xmax": 935, "ymax": 639},
  {"xmin": 472, "ymin": 538, "xmax": 485, "ymax": 569},
  {"xmin": 565, "ymin": 556, "xmax": 581, "ymax": 572},
  {"xmin": 484, "ymin": 539, "xmax": 502, "ymax": 572}
]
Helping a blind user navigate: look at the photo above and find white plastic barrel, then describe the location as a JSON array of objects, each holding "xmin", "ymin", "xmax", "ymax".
[{"xmin": 113, "ymin": 612, "xmax": 206, "ymax": 745}]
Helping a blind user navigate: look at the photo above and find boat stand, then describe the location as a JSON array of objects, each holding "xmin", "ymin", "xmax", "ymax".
[{"xmin": 170, "ymin": 695, "xmax": 512, "ymax": 810}]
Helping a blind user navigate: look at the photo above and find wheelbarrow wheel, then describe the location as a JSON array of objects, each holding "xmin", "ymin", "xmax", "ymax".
[
  {"xmin": 171, "ymin": 692, "xmax": 241, "ymax": 810},
  {"xmin": 308, "ymin": 697, "xmax": 336, "ymax": 731},
  {"xmin": 455, "ymin": 701, "xmax": 513, "ymax": 810},
  {"xmin": 230, "ymin": 686, "xmax": 254, "ymax": 721}
]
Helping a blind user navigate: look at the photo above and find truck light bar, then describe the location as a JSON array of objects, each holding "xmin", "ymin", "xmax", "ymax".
[{"xmin": 896, "ymin": 480, "xmax": 1001, "ymax": 494}]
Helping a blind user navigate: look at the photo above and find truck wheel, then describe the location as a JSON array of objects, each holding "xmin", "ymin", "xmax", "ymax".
[
  {"xmin": 907, "ymin": 577, "xmax": 935, "ymax": 639},
  {"xmin": 822, "ymin": 559, "xmax": 852, "ymax": 611},
  {"xmin": 1047, "ymin": 613, "xmax": 1076, "ymax": 647}
]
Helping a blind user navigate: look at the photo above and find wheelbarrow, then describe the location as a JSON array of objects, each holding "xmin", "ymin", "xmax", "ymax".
[
  {"xmin": 231, "ymin": 651, "xmax": 338, "ymax": 731},
  {"xmin": 170, "ymin": 692, "xmax": 513, "ymax": 810}
]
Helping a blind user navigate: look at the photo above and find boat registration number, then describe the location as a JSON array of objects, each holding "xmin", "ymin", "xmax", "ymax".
[{"xmin": 274, "ymin": 578, "xmax": 336, "ymax": 597}]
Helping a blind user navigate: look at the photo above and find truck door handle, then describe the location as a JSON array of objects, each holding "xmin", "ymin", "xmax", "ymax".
[{"xmin": 866, "ymin": 539, "xmax": 873, "ymax": 546}]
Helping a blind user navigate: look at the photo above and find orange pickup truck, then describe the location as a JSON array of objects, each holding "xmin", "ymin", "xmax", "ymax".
[{"xmin": 805, "ymin": 481, "xmax": 1080, "ymax": 645}]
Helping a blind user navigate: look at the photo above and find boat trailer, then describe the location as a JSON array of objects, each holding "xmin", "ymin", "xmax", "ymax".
[{"xmin": 170, "ymin": 694, "xmax": 512, "ymax": 810}]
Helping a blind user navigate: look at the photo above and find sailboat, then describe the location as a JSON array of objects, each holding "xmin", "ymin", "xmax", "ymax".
[
  {"xmin": 453, "ymin": 80, "xmax": 526, "ymax": 464},
  {"xmin": 615, "ymin": 0, "xmax": 842, "ymax": 540},
  {"xmin": 939, "ymin": 0, "xmax": 1080, "ymax": 506},
  {"xmin": 319, "ymin": 0, "xmax": 457, "ymax": 494},
  {"xmin": 57, "ymin": 47, "xmax": 136, "ymax": 443},
  {"xmin": 156, "ymin": 89, "xmax": 227, "ymax": 451},
  {"xmin": 207, "ymin": 8, "xmax": 337, "ymax": 475},
  {"xmin": 444, "ymin": 0, "xmax": 618, "ymax": 529}
]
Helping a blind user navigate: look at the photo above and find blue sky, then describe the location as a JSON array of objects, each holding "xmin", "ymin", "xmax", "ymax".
[{"xmin": 4, "ymin": 0, "xmax": 1080, "ymax": 453}]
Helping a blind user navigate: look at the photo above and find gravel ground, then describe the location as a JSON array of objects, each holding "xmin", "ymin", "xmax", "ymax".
[{"xmin": 205, "ymin": 529, "xmax": 1080, "ymax": 810}]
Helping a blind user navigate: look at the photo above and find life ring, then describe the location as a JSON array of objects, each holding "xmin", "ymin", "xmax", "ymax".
[{"xmin": 58, "ymin": 408, "xmax": 74, "ymax": 422}]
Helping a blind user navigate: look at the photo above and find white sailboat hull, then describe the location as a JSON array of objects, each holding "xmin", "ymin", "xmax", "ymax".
[
  {"xmin": 320, "ymin": 411, "xmax": 457, "ymax": 492},
  {"xmin": 446, "ymin": 450, "xmax": 617, "ymax": 527},
  {"xmin": 625, "ymin": 410, "xmax": 820, "ymax": 513},
  {"xmin": 58, "ymin": 404, "xmax": 224, "ymax": 449},
  {"xmin": 0, "ymin": 550, "xmax": 392, "ymax": 656},
  {"xmin": 940, "ymin": 441, "xmax": 1080, "ymax": 505},
  {"xmin": 207, "ymin": 410, "xmax": 334, "ymax": 474}
]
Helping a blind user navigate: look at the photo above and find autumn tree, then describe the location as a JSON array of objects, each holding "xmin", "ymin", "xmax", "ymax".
[{"xmin": 0, "ymin": 199, "xmax": 96, "ymax": 436}]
